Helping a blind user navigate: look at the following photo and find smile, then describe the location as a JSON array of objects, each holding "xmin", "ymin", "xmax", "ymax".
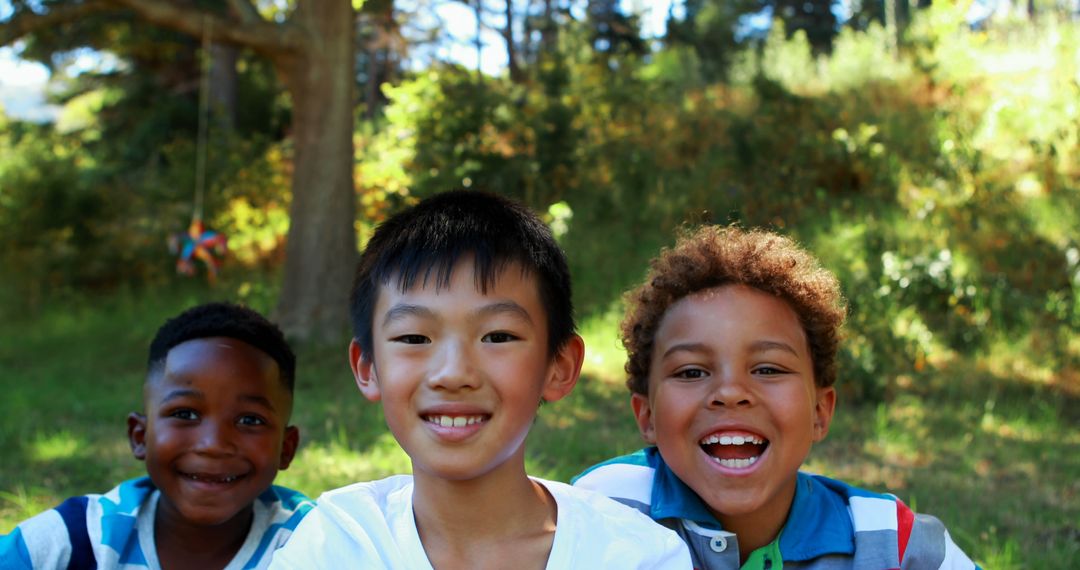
[
  {"xmin": 180, "ymin": 471, "xmax": 246, "ymax": 484},
  {"xmin": 423, "ymin": 414, "xmax": 489, "ymax": 427},
  {"xmin": 699, "ymin": 431, "xmax": 769, "ymax": 469}
]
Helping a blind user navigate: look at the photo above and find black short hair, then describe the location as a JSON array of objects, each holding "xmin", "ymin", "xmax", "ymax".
[
  {"xmin": 350, "ymin": 190, "xmax": 575, "ymax": 361},
  {"xmin": 147, "ymin": 302, "xmax": 296, "ymax": 393}
]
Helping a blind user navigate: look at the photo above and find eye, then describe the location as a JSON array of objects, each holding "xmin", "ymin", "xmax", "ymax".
[
  {"xmin": 392, "ymin": 334, "xmax": 430, "ymax": 344},
  {"xmin": 169, "ymin": 409, "xmax": 199, "ymax": 421},
  {"xmin": 673, "ymin": 367, "xmax": 708, "ymax": 381},
  {"xmin": 237, "ymin": 415, "xmax": 267, "ymax": 427},
  {"xmin": 753, "ymin": 365, "xmax": 787, "ymax": 376},
  {"xmin": 481, "ymin": 331, "xmax": 518, "ymax": 343}
]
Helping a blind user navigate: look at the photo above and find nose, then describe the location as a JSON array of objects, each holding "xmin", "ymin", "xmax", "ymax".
[
  {"xmin": 193, "ymin": 419, "xmax": 236, "ymax": 456},
  {"xmin": 427, "ymin": 338, "xmax": 479, "ymax": 391},
  {"xmin": 707, "ymin": 369, "xmax": 754, "ymax": 408}
]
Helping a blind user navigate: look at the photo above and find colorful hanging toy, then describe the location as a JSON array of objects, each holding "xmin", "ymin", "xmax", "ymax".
[
  {"xmin": 170, "ymin": 16, "xmax": 227, "ymax": 284},
  {"xmin": 171, "ymin": 218, "xmax": 228, "ymax": 283}
]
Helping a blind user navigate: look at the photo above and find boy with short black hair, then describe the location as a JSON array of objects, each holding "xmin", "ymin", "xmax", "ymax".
[
  {"xmin": 272, "ymin": 190, "xmax": 690, "ymax": 569},
  {"xmin": 1, "ymin": 302, "xmax": 313, "ymax": 569},
  {"xmin": 574, "ymin": 226, "xmax": 979, "ymax": 569}
]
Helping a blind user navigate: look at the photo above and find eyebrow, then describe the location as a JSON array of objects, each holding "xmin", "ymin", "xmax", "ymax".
[
  {"xmin": 660, "ymin": 342, "xmax": 710, "ymax": 360},
  {"xmin": 381, "ymin": 301, "xmax": 534, "ymax": 327},
  {"xmin": 159, "ymin": 388, "xmax": 202, "ymax": 405},
  {"xmin": 749, "ymin": 340, "xmax": 800, "ymax": 357},
  {"xmin": 660, "ymin": 340, "xmax": 801, "ymax": 360},
  {"xmin": 382, "ymin": 303, "xmax": 437, "ymax": 327},
  {"xmin": 158, "ymin": 389, "xmax": 276, "ymax": 412},
  {"xmin": 238, "ymin": 395, "xmax": 277, "ymax": 412},
  {"xmin": 475, "ymin": 301, "xmax": 533, "ymax": 324}
]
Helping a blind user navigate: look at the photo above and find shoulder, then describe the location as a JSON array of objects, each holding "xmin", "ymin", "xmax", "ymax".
[
  {"xmin": 1, "ymin": 477, "xmax": 155, "ymax": 570},
  {"xmin": 538, "ymin": 479, "xmax": 691, "ymax": 569},
  {"xmin": 290, "ymin": 475, "xmax": 414, "ymax": 541},
  {"xmin": 259, "ymin": 485, "xmax": 315, "ymax": 525},
  {"xmin": 805, "ymin": 475, "xmax": 979, "ymax": 569},
  {"xmin": 571, "ymin": 449, "xmax": 657, "ymax": 514},
  {"xmin": 315, "ymin": 474, "xmax": 412, "ymax": 514},
  {"xmin": 270, "ymin": 476, "xmax": 416, "ymax": 569}
]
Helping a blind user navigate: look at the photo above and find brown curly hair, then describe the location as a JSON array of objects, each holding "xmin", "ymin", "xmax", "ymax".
[{"xmin": 622, "ymin": 225, "xmax": 847, "ymax": 395}]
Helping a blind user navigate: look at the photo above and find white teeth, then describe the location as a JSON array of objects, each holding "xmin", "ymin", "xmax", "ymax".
[
  {"xmin": 427, "ymin": 415, "xmax": 486, "ymax": 427},
  {"xmin": 700, "ymin": 433, "xmax": 766, "ymax": 446},
  {"xmin": 712, "ymin": 456, "xmax": 760, "ymax": 468}
]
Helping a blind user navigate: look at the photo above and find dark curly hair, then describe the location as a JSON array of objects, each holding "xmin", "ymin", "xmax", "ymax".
[
  {"xmin": 622, "ymin": 225, "xmax": 846, "ymax": 395},
  {"xmin": 147, "ymin": 302, "xmax": 296, "ymax": 393}
]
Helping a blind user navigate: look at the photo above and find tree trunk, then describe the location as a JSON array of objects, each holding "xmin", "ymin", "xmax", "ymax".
[
  {"xmin": 503, "ymin": 0, "xmax": 522, "ymax": 82},
  {"xmin": 274, "ymin": 0, "xmax": 358, "ymax": 341}
]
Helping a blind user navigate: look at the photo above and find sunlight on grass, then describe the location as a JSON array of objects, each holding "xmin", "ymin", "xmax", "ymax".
[
  {"xmin": 275, "ymin": 431, "xmax": 411, "ymax": 499},
  {"xmin": 30, "ymin": 431, "xmax": 84, "ymax": 462},
  {"xmin": 982, "ymin": 335, "xmax": 1063, "ymax": 387},
  {"xmin": 0, "ymin": 487, "xmax": 58, "ymax": 534},
  {"xmin": 978, "ymin": 397, "xmax": 1079, "ymax": 444},
  {"xmin": 863, "ymin": 398, "xmax": 931, "ymax": 470}
]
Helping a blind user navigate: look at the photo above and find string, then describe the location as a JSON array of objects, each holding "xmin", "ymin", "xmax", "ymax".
[{"xmin": 193, "ymin": 15, "xmax": 212, "ymax": 222}]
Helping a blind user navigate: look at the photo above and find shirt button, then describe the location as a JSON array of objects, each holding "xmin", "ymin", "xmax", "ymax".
[{"xmin": 710, "ymin": 535, "xmax": 728, "ymax": 553}]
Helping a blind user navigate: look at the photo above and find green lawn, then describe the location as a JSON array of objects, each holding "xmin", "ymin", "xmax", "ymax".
[{"xmin": 1, "ymin": 285, "xmax": 1076, "ymax": 568}]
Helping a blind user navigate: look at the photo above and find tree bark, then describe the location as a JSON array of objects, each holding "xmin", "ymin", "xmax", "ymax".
[{"xmin": 273, "ymin": 0, "xmax": 358, "ymax": 341}]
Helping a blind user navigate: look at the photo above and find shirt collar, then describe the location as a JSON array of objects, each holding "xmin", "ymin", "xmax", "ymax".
[
  {"xmin": 645, "ymin": 448, "xmax": 856, "ymax": 560},
  {"xmin": 646, "ymin": 447, "xmax": 721, "ymax": 525}
]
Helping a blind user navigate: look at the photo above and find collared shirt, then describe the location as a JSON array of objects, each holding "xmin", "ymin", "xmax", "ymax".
[{"xmin": 574, "ymin": 447, "xmax": 980, "ymax": 570}]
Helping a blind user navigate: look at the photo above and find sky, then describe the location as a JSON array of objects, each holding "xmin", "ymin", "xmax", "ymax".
[{"xmin": 0, "ymin": 1, "xmax": 676, "ymax": 122}]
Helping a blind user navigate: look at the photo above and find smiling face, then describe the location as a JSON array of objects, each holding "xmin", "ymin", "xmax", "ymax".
[
  {"xmin": 632, "ymin": 284, "xmax": 835, "ymax": 543},
  {"xmin": 350, "ymin": 257, "xmax": 582, "ymax": 484},
  {"xmin": 128, "ymin": 338, "xmax": 298, "ymax": 528}
]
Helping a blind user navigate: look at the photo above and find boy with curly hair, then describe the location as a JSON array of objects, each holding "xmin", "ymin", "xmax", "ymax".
[{"xmin": 575, "ymin": 225, "xmax": 978, "ymax": 569}]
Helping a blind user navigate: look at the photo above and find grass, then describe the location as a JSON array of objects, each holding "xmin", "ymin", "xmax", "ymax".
[{"xmin": 0, "ymin": 282, "xmax": 1076, "ymax": 568}]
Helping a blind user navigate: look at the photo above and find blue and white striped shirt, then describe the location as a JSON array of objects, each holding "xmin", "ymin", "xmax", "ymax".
[{"xmin": 0, "ymin": 477, "xmax": 313, "ymax": 570}]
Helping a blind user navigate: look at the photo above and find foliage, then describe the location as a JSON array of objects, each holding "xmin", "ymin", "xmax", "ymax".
[{"xmin": 2, "ymin": 4, "xmax": 1079, "ymax": 564}]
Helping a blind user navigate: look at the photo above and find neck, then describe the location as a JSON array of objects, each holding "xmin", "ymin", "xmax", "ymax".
[
  {"xmin": 715, "ymin": 478, "xmax": 797, "ymax": 565},
  {"xmin": 154, "ymin": 500, "xmax": 252, "ymax": 570},
  {"xmin": 410, "ymin": 450, "xmax": 557, "ymax": 556}
]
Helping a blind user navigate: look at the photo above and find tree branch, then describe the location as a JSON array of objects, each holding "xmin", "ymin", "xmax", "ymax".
[
  {"xmin": 227, "ymin": 0, "xmax": 264, "ymax": 26},
  {"xmin": 0, "ymin": 1, "xmax": 116, "ymax": 46},
  {"xmin": 110, "ymin": 0, "xmax": 307, "ymax": 56}
]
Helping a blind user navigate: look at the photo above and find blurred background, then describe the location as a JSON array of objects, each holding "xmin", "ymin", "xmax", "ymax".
[{"xmin": 1, "ymin": 1, "xmax": 1077, "ymax": 566}]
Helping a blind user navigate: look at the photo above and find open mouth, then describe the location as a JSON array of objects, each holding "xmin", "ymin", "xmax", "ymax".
[
  {"xmin": 700, "ymin": 432, "xmax": 769, "ymax": 469},
  {"xmin": 423, "ymin": 414, "xmax": 489, "ymax": 428}
]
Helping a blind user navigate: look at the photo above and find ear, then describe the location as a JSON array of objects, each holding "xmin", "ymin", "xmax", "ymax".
[
  {"xmin": 630, "ymin": 393, "xmax": 657, "ymax": 444},
  {"xmin": 812, "ymin": 386, "xmax": 836, "ymax": 442},
  {"xmin": 278, "ymin": 425, "xmax": 300, "ymax": 470},
  {"xmin": 349, "ymin": 339, "xmax": 381, "ymax": 402},
  {"xmin": 127, "ymin": 412, "xmax": 147, "ymax": 460},
  {"xmin": 540, "ymin": 334, "xmax": 585, "ymax": 404}
]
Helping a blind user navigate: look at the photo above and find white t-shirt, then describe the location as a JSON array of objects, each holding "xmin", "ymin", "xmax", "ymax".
[{"xmin": 270, "ymin": 475, "xmax": 691, "ymax": 569}]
